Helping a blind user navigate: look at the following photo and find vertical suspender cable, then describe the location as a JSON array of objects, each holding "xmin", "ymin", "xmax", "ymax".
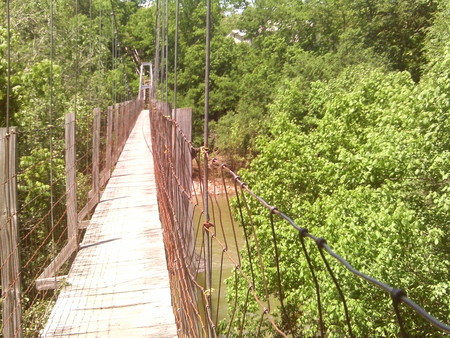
[
  {"xmin": 49, "ymin": 0, "xmax": 56, "ymax": 284},
  {"xmin": 98, "ymin": 4, "xmax": 103, "ymax": 106},
  {"xmin": 75, "ymin": 0, "xmax": 79, "ymax": 114},
  {"xmin": 165, "ymin": 0, "xmax": 169, "ymax": 103},
  {"xmin": 111, "ymin": 10, "xmax": 116, "ymax": 104},
  {"xmin": 173, "ymin": 0, "xmax": 179, "ymax": 116},
  {"xmin": 5, "ymin": 0, "xmax": 12, "ymax": 222},
  {"xmin": 154, "ymin": 0, "xmax": 160, "ymax": 98},
  {"xmin": 6, "ymin": 0, "xmax": 11, "ymax": 132},
  {"xmin": 118, "ymin": 42, "xmax": 122, "ymax": 102},
  {"xmin": 204, "ymin": 0, "xmax": 213, "ymax": 335},
  {"xmin": 109, "ymin": 0, "xmax": 132, "ymax": 101},
  {"xmin": 160, "ymin": 0, "xmax": 165, "ymax": 102},
  {"xmin": 88, "ymin": 0, "xmax": 93, "ymax": 104}
]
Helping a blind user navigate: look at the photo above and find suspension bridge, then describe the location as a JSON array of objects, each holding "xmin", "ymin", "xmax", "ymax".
[
  {"xmin": 2, "ymin": 0, "xmax": 450, "ymax": 337},
  {"xmin": 1, "ymin": 91, "xmax": 450, "ymax": 337}
]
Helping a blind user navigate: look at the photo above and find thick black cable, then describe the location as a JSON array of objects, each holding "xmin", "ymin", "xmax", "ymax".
[
  {"xmin": 224, "ymin": 169, "xmax": 450, "ymax": 335},
  {"xmin": 317, "ymin": 241, "xmax": 354, "ymax": 337},
  {"xmin": 299, "ymin": 230, "xmax": 325, "ymax": 336},
  {"xmin": 391, "ymin": 288, "xmax": 408, "ymax": 337},
  {"xmin": 269, "ymin": 211, "xmax": 293, "ymax": 334}
]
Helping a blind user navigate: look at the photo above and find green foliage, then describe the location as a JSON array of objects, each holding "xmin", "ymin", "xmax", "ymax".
[
  {"xmin": 0, "ymin": 0, "xmax": 136, "ymax": 330},
  {"xmin": 2, "ymin": 0, "xmax": 450, "ymax": 335},
  {"xmin": 226, "ymin": 66, "xmax": 450, "ymax": 336}
]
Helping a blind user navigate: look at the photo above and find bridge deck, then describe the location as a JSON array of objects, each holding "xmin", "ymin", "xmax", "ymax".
[{"xmin": 42, "ymin": 110, "xmax": 177, "ymax": 337}]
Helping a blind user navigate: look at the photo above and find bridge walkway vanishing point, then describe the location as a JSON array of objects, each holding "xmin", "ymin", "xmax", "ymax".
[{"xmin": 41, "ymin": 110, "xmax": 177, "ymax": 337}]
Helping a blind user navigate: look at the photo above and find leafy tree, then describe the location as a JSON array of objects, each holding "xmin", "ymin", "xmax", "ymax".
[{"xmin": 224, "ymin": 64, "xmax": 450, "ymax": 336}]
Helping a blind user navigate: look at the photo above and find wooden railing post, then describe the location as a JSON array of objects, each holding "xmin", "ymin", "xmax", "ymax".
[
  {"xmin": 120, "ymin": 103, "xmax": 125, "ymax": 152},
  {"xmin": 113, "ymin": 103, "xmax": 119, "ymax": 164},
  {"xmin": 106, "ymin": 106, "xmax": 113, "ymax": 177},
  {"xmin": 65, "ymin": 113, "xmax": 78, "ymax": 244},
  {"xmin": 0, "ymin": 128, "xmax": 23, "ymax": 338},
  {"xmin": 125, "ymin": 102, "xmax": 130, "ymax": 137},
  {"xmin": 173, "ymin": 109, "xmax": 194, "ymax": 268},
  {"xmin": 92, "ymin": 108, "xmax": 101, "ymax": 204}
]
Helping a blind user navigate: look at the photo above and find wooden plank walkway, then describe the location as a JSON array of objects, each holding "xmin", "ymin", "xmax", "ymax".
[{"xmin": 41, "ymin": 110, "xmax": 177, "ymax": 337}]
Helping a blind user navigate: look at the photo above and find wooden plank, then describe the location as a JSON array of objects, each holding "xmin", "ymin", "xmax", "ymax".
[
  {"xmin": 35, "ymin": 237, "xmax": 77, "ymax": 290},
  {"xmin": 99, "ymin": 168, "xmax": 108, "ymax": 188},
  {"xmin": 78, "ymin": 220, "xmax": 90, "ymax": 230},
  {"xmin": 77, "ymin": 196, "xmax": 97, "ymax": 223},
  {"xmin": 42, "ymin": 110, "xmax": 177, "ymax": 337},
  {"xmin": 65, "ymin": 113, "xmax": 78, "ymax": 243},
  {"xmin": 0, "ymin": 127, "xmax": 23, "ymax": 338},
  {"xmin": 35, "ymin": 276, "xmax": 68, "ymax": 291}
]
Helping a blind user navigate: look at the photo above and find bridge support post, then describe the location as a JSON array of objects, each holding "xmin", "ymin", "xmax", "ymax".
[
  {"xmin": 0, "ymin": 127, "xmax": 23, "ymax": 338},
  {"xmin": 92, "ymin": 108, "xmax": 101, "ymax": 204},
  {"xmin": 105, "ymin": 106, "xmax": 113, "ymax": 178},
  {"xmin": 65, "ymin": 113, "xmax": 78, "ymax": 245},
  {"xmin": 113, "ymin": 103, "xmax": 120, "ymax": 164}
]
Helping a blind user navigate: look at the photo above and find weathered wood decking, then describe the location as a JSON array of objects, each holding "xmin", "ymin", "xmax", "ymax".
[{"xmin": 41, "ymin": 110, "xmax": 177, "ymax": 337}]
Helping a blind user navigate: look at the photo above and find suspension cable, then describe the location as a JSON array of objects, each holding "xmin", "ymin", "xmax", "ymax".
[
  {"xmin": 88, "ymin": 0, "xmax": 93, "ymax": 104},
  {"xmin": 204, "ymin": 0, "xmax": 213, "ymax": 335},
  {"xmin": 165, "ymin": 0, "xmax": 169, "ymax": 103},
  {"xmin": 49, "ymin": 0, "xmax": 56, "ymax": 283},
  {"xmin": 109, "ymin": 0, "xmax": 133, "ymax": 100},
  {"xmin": 154, "ymin": 0, "xmax": 160, "ymax": 97},
  {"xmin": 6, "ymin": 0, "xmax": 11, "ymax": 132},
  {"xmin": 173, "ymin": 0, "xmax": 180, "ymax": 116},
  {"xmin": 75, "ymin": 0, "xmax": 79, "ymax": 114},
  {"xmin": 111, "ymin": 9, "xmax": 116, "ymax": 104},
  {"xmin": 97, "ymin": 3, "xmax": 104, "ymax": 105},
  {"xmin": 160, "ymin": 0, "xmax": 165, "ymax": 102}
]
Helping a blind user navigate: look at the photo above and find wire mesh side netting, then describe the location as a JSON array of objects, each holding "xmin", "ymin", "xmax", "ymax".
[
  {"xmin": 0, "ymin": 100, "xmax": 144, "ymax": 337},
  {"xmin": 149, "ymin": 100, "xmax": 450, "ymax": 338}
]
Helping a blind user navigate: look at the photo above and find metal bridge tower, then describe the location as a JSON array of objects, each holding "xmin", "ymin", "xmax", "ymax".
[{"xmin": 138, "ymin": 62, "xmax": 153, "ymax": 102}]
